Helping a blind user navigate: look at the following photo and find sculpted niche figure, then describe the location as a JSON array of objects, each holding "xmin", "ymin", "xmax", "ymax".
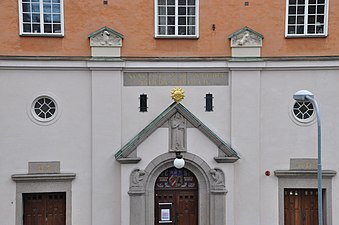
[
  {"xmin": 130, "ymin": 168, "xmax": 145, "ymax": 188},
  {"xmin": 210, "ymin": 168, "xmax": 225, "ymax": 186},
  {"xmin": 170, "ymin": 113, "xmax": 186, "ymax": 151}
]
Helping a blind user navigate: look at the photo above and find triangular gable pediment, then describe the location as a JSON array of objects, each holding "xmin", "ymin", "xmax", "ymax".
[{"xmin": 114, "ymin": 102, "xmax": 239, "ymax": 164}]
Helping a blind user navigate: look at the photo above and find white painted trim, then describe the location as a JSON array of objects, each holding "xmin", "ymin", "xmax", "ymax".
[
  {"xmin": 285, "ymin": 0, "xmax": 329, "ymax": 38},
  {"xmin": 154, "ymin": 0, "xmax": 199, "ymax": 38},
  {"xmin": 18, "ymin": 0, "xmax": 65, "ymax": 36}
]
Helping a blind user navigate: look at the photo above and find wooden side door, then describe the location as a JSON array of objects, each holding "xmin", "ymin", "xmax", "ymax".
[
  {"xmin": 284, "ymin": 189, "xmax": 319, "ymax": 225},
  {"xmin": 176, "ymin": 191, "xmax": 198, "ymax": 225},
  {"xmin": 23, "ymin": 193, "xmax": 66, "ymax": 225}
]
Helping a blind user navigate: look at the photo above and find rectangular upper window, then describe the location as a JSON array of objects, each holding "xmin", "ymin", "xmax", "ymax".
[
  {"xmin": 285, "ymin": 0, "xmax": 328, "ymax": 37},
  {"xmin": 19, "ymin": 0, "xmax": 64, "ymax": 36},
  {"xmin": 155, "ymin": 0, "xmax": 199, "ymax": 38}
]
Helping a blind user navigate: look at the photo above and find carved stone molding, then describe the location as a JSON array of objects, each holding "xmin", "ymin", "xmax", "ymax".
[
  {"xmin": 88, "ymin": 26, "xmax": 124, "ymax": 47},
  {"xmin": 229, "ymin": 26, "xmax": 263, "ymax": 48}
]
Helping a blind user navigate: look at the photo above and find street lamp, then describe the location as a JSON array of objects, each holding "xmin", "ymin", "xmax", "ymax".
[
  {"xmin": 173, "ymin": 152, "xmax": 185, "ymax": 169},
  {"xmin": 293, "ymin": 90, "xmax": 323, "ymax": 225}
]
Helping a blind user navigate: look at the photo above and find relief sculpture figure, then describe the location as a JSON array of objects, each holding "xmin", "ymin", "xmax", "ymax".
[
  {"xmin": 210, "ymin": 168, "xmax": 224, "ymax": 186},
  {"xmin": 131, "ymin": 168, "xmax": 145, "ymax": 188},
  {"xmin": 171, "ymin": 113, "xmax": 186, "ymax": 150}
]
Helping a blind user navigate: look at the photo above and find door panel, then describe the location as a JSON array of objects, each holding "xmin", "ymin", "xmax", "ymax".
[
  {"xmin": 284, "ymin": 189, "xmax": 319, "ymax": 225},
  {"xmin": 23, "ymin": 193, "xmax": 66, "ymax": 225}
]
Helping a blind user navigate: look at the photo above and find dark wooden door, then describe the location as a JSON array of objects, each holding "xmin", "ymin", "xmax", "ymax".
[
  {"xmin": 23, "ymin": 193, "xmax": 66, "ymax": 225},
  {"xmin": 155, "ymin": 167, "xmax": 198, "ymax": 225},
  {"xmin": 284, "ymin": 189, "xmax": 319, "ymax": 225}
]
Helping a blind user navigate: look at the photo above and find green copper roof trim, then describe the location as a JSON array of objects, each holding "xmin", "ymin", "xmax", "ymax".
[
  {"xmin": 228, "ymin": 26, "xmax": 264, "ymax": 39},
  {"xmin": 88, "ymin": 26, "xmax": 124, "ymax": 38},
  {"xmin": 115, "ymin": 102, "xmax": 239, "ymax": 162}
]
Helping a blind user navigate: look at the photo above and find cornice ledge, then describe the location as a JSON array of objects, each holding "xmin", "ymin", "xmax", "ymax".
[
  {"xmin": 116, "ymin": 157, "xmax": 142, "ymax": 164},
  {"xmin": 214, "ymin": 156, "xmax": 239, "ymax": 163},
  {"xmin": 274, "ymin": 170, "xmax": 337, "ymax": 178},
  {"xmin": 12, "ymin": 173, "xmax": 76, "ymax": 182}
]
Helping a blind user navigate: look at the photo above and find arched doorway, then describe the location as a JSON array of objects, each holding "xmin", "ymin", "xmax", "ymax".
[{"xmin": 155, "ymin": 167, "xmax": 198, "ymax": 225}]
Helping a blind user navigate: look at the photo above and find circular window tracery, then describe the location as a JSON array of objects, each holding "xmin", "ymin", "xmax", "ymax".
[
  {"xmin": 33, "ymin": 97, "xmax": 57, "ymax": 120},
  {"xmin": 291, "ymin": 100, "xmax": 315, "ymax": 125}
]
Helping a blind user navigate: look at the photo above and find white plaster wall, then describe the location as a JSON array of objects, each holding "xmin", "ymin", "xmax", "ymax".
[
  {"xmin": 231, "ymin": 70, "xmax": 261, "ymax": 225},
  {"xmin": 0, "ymin": 69, "xmax": 92, "ymax": 225},
  {"xmin": 91, "ymin": 70, "xmax": 122, "ymax": 225},
  {"xmin": 260, "ymin": 69, "xmax": 339, "ymax": 225},
  {"xmin": 121, "ymin": 85, "xmax": 231, "ymax": 145}
]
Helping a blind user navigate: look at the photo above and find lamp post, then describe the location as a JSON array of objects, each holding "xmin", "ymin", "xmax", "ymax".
[{"xmin": 293, "ymin": 90, "xmax": 323, "ymax": 225}]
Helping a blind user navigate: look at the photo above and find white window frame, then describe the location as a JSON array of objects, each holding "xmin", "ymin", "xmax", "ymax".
[
  {"xmin": 18, "ymin": 0, "xmax": 64, "ymax": 36},
  {"xmin": 154, "ymin": 0, "xmax": 199, "ymax": 38},
  {"xmin": 285, "ymin": 0, "xmax": 329, "ymax": 37}
]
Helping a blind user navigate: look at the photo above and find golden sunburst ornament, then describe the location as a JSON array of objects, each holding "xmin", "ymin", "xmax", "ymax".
[{"xmin": 171, "ymin": 87, "xmax": 185, "ymax": 104}]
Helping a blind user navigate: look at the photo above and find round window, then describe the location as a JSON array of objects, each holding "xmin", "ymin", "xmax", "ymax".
[
  {"xmin": 291, "ymin": 100, "xmax": 315, "ymax": 124},
  {"xmin": 31, "ymin": 96, "xmax": 57, "ymax": 122}
]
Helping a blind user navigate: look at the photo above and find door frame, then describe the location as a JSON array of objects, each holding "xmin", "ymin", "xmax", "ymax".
[{"xmin": 128, "ymin": 152, "xmax": 227, "ymax": 225}]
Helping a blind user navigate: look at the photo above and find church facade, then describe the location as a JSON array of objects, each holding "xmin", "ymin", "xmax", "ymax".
[{"xmin": 1, "ymin": 0, "xmax": 339, "ymax": 225}]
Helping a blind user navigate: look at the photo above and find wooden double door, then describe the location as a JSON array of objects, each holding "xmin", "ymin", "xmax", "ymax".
[
  {"xmin": 284, "ymin": 189, "xmax": 321, "ymax": 225},
  {"xmin": 155, "ymin": 167, "xmax": 198, "ymax": 225},
  {"xmin": 23, "ymin": 192, "xmax": 66, "ymax": 225}
]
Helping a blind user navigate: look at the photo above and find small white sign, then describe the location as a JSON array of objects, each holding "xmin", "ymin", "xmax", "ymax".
[{"xmin": 161, "ymin": 209, "xmax": 170, "ymax": 221}]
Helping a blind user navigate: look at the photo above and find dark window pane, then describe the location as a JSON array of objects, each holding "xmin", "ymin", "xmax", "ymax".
[
  {"xmin": 158, "ymin": 6, "xmax": 166, "ymax": 15},
  {"xmin": 188, "ymin": 17, "xmax": 195, "ymax": 25},
  {"xmin": 289, "ymin": 6, "xmax": 296, "ymax": 14},
  {"xmin": 316, "ymin": 25, "xmax": 324, "ymax": 33},
  {"xmin": 318, "ymin": 0, "xmax": 324, "ymax": 3},
  {"xmin": 188, "ymin": 26, "xmax": 195, "ymax": 35},
  {"xmin": 31, "ymin": 0, "xmax": 39, "ymax": 2},
  {"xmin": 317, "ymin": 15, "xmax": 324, "ymax": 23},
  {"xmin": 52, "ymin": 14, "xmax": 60, "ymax": 22},
  {"xmin": 23, "ymin": 13, "xmax": 31, "ymax": 22},
  {"xmin": 167, "ymin": 26, "xmax": 175, "ymax": 35},
  {"xmin": 309, "ymin": 0, "xmax": 316, "ymax": 4},
  {"xmin": 43, "ymin": 0, "xmax": 52, "ymax": 2},
  {"xmin": 288, "ymin": 16, "xmax": 296, "ymax": 24},
  {"xmin": 32, "ymin": 13, "xmax": 40, "ymax": 22},
  {"xmin": 205, "ymin": 94, "xmax": 213, "ymax": 112},
  {"xmin": 32, "ymin": 24, "xmax": 41, "ymax": 33},
  {"xmin": 167, "ymin": 7, "xmax": 175, "ymax": 15},
  {"xmin": 158, "ymin": 26, "xmax": 166, "ymax": 34},
  {"xmin": 178, "ymin": 7, "xmax": 186, "ymax": 15},
  {"xmin": 297, "ymin": 16, "xmax": 304, "ymax": 24},
  {"xmin": 308, "ymin": 6, "xmax": 316, "ymax": 14},
  {"xmin": 308, "ymin": 15, "xmax": 315, "ymax": 24},
  {"xmin": 139, "ymin": 94, "xmax": 147, "ymax": 112},
  {"xmin": 317, "ymin": 5, "xmax": 324, "ymax": 13},
  {"xmin": 178, "ymin": 0, "xmax": 186, "ymax": 5},
  {"xmin": 167, "ymin": 16, "xmax": 175, "ymax": 25},
  {"xmin": 158, "ymin": 0, "xmax": 166, "ymax": 5},
  {"xmin": 188, "ymin": 0, "xmax": 195, "ymax": 5},
  {"xmin": 289, "ymin": 0, "xmax": 296, "ymax": 3},
  {"xmin": 188, "ymin": 7, "xmax": 195, "ymax": 15},
  {"xmin": 158, "ymin": 16, "xmax": 166, "ymax": 25},
  {"xmin": 52, "ymin": 4, "xmax": 60, "ymax": 13},
  {"xmin": 297, "ymin": 0, "xmax": 305, "ymax": 4},
  {"xmin": 307, "ymin": 25, "xmax": 315, "ymax": 33},
  {"xmin": 44, "ymin": 24, "xmax": 52, "ymax": 33},
  {"xmin": 53, "ymin": 24, "xmax": 61, "ymax": 33},
  {"xmin": 178, "ymin": 26, "xmax": 186, "ymax": 35},
  {"xmin": 167, "ymin": 0, "xmax": 175, "ymax": 5},
  {"xmin": 44, "ymin": 14, "xmax": 51, "ymax": 22},
  {"xmin": 288, "ymin": 26, "xmax": 296, "ymax": 34},
  {"xmin": 178, "ymin": 17, "xmax": 186, "ymax": 25},
  {"xmin": 52, "ymin": 0, "xmax": 60, "ymax": 3},
  {"xmin": 297, "ymin": 6, "xmax": 304, "ymax": 14},
  {"xmin": 22, "ymin": 0, "xmax": 30, "ymax": 2},
  {"xmin": 44, "ymin": 3, "xmax": 51, "ymax": 13},
  {"xmin": 23, "ymin": 23, "xmax": 31, "ymax": 32},
  {"xmin": 22, "ymin": 3, "xmax": 31, "ymax": 12},
  {"xmin": 32, "ymin": 3, "xmax": 40, "ymax": 12},
  {"xmin": 297, "ymin": 25, "xmax": 304, "ymax": 34}
]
